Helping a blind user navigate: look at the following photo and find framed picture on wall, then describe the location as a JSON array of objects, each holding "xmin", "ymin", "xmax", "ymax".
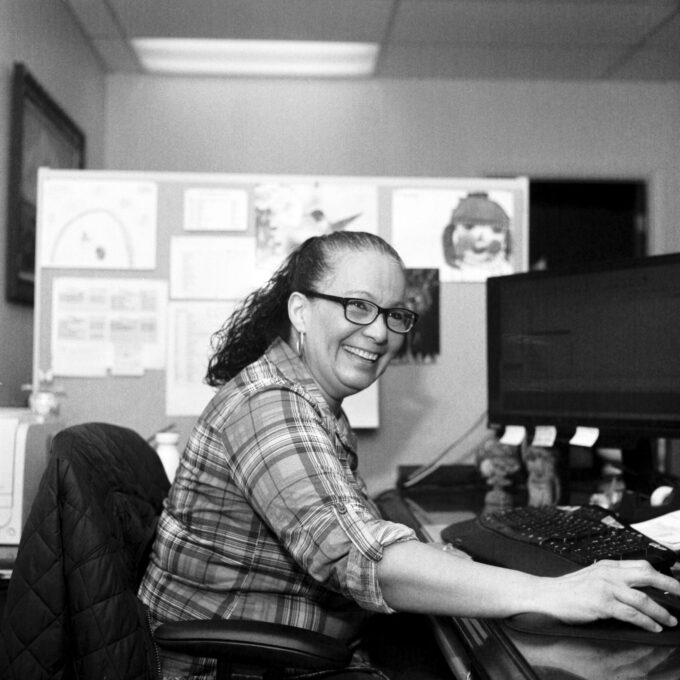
[{"xmin": 5, "ymin": 62, "xmax": 86, "ymax": 305}]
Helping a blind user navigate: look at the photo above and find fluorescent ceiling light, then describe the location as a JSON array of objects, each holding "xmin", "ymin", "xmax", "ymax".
[{"xmin": 132, "ymin": 39, "xmax": 379, "ymax": 77}]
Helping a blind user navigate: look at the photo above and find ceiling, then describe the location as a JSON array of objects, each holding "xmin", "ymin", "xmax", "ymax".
[{"xmin": 62, "ymin": 0, "xmax": 680, "ymax": 81}]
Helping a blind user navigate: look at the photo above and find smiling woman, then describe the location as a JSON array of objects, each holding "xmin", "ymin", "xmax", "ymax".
[
  {"xmin": 137, "ymin": 231, "xmax": 680, "ymax": 680},
  {"xmin": 287, "ymin": 248, "xmax": 409, "ymax": 414},
  {"xmin": 139, "ymin": 231, "xmax": 419, "ymax": 679}
]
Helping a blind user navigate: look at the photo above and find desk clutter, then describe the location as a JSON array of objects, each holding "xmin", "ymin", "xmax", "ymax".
[
  {"xmin": 440, "ymin": 504, "xmax": 677, "ymax": 577},
  {"xmin": 445, "ymin": 503, "xmax": 680, "ymax": 646},
  {"xmin": 381, "ymin": 462, "xmax": 680, "ymax": 649},
  {"xmin": 378, "ymin": 483, "xmax": 680, "ymax": 678},
  {"xmin": 439, "ymin": 501, "xmax": 680, "ymax": 646}
]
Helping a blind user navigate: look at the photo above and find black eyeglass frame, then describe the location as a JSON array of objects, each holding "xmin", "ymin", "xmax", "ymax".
[{"xmin": 299, "ymin": 290, "xmax": 418, "ymax": 334}]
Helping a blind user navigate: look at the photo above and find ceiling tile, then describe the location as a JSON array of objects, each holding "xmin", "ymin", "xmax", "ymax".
[
  {"xmin": 377, "ymin": 43, "xmax": 628, "ymax": 80},
  {"xmin": 108, "ymin": 0, "xmax": 393, "ymax": 42},
  {"xmin": 390, "ymin": 0, "xmax": 677, "ymax": 47},
  {"xmin": 643, "ymin": 10, "xmax": 680, "ymax": 48},
  {"xmin": 60, "ymin": 0, "xmax": 680, "ymax": 81},
  {"xmin": 611, "ymin": 47, "xmax": 680, "ymax": 80}
]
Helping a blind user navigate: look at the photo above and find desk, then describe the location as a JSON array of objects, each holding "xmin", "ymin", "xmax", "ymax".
[{"xmin": 375, "ymin": 485, "xmax": 680, "ymax": 680}]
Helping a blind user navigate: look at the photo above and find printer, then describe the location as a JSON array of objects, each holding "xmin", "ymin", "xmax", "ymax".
[{"xmin": 0, "ymin": 408, "xmax": 62, "ymax": 572}]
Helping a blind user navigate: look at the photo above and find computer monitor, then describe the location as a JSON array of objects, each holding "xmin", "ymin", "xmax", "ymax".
[{"xmin": 486, "ymin": 253, "xmax": 680, "ymax": 489}]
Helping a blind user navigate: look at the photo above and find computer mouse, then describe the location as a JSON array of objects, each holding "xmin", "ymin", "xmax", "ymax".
[{"xmin": 638, "ymin": 586, "xmax": 680, "ymax": 620}]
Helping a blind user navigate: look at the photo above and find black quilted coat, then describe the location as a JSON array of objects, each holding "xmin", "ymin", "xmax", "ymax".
[{"xmin": 0, "ymin": 423, "xmax": 170, "ymax": 680}]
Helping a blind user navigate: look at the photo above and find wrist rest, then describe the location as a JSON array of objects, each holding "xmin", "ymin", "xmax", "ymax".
[{"xmin": 503, "ymin": 612, "xmax": 680, "ymax": 646}]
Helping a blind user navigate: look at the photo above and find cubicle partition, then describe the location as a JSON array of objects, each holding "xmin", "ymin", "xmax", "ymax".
[{"xmin": 33, "ymin": 169, "xmax": 527, "ymax": 485}]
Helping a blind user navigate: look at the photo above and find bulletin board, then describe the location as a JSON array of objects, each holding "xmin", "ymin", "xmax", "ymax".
[{"xmin": 33, "ymin": 169, "xmax": 528, "ymax": 445}]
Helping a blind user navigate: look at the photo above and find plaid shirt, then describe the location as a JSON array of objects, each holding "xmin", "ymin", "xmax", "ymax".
[{"xmin": 139, "ymin": 338, "xmax": 416, "ymax": 645}]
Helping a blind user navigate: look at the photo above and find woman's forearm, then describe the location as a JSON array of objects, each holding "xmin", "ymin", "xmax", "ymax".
[
  {"xmin": 377, "ymin": 539, "xmax": 680, "ymax": 632},
  {"xmin": 377, "ymin": 540, "xmax": 543, "ymax": 618}
]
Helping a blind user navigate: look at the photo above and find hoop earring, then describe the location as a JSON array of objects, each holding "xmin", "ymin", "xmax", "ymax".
[{"xmin": 296, "ymin": 330, "xmax": 306, "ymax": 357}]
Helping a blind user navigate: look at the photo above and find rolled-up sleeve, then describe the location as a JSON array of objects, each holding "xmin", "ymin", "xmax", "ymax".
[
  {"xmin": 222, "ymin": 385, "xmax": 417, "ymax": 613},
  {"xmin": 330, "ymin": 500, "xmax": 416, "ymax": 610}
]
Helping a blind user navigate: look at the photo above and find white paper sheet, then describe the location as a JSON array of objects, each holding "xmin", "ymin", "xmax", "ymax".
[
  {"xmin": 51, "ymin": 277, "xmax": 167, "ymax": 376},
  {"xmin": 166, "ymin": 301, "xmax": 235, "ymax": 415},
  {"xmin": 532, "ymin": 425, "xmax": 557, "ymax": 448},
  {"xmin": 569, "ymin": 426, "xmax": 600, "ymax": 448},
  {"xmin": 170, "ymin": 235, "xmax": 266, "ymax": 300},
  {"xmin": 500, "ymin": 425, "xmax": 527, "ymax": 446},
  {"xmin": 183, "ymin": 187, "xmax": 248, "ymax": 231},
  {"xmin": 39, "ymin": 177, "xmax": 158, "ymax": 269},
  {"xmin": 343, "ymin": 381, "xmax": 379, "ymax": 429},
  {"xmin": 632, "ymin": 510, "xmax": 680, "ymax": 551}
]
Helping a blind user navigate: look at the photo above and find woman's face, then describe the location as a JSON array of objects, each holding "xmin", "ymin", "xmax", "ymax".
[{"xmin": 297, "ymin": 249, "xmax": 407, "ymax": 413}]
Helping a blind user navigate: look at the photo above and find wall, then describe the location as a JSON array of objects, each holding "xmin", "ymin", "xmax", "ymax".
[
  {"xmin": 102, "ymin": 75, "xmax": 680, "ymax": 493},
  {"xmin": 104, "ymin": 76, "xmax": 680, "ymax": 257},
  {"xmin": 0, "ymin": 0, "xmax": 106, "ymax": 407},
  {"xmin": 4, "ymin": 12, "xmax": 678, "ymax": 491}
]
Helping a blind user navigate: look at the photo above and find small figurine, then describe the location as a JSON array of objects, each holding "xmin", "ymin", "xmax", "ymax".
[
  {"xmin": 22, "ymin": 368, "xmax": 66, "ymax": 420},
  {"xmin": 590, "ymin": 462, "xmax": 626, "ymax": 510},
  {"xmin": 523, "ymin": 446, "xmax": 561, "ymax": 507},
  {"xmin": 478, "ymin": 439, "xmax": 522, "ymax": 512}
]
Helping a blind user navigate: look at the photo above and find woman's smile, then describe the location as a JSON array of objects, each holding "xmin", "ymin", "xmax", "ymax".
[{"xmin": 343, "ymin": 344, "xmax": 381, "ymax": 363}]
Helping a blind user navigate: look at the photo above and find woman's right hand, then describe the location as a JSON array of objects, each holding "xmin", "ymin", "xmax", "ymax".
[{"xmin": 542, "ymin": 559, "xmax": 680, "ymax": 632}]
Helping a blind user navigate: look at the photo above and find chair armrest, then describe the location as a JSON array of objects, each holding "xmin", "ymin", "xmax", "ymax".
[{"xmin": 154, "ymin": 619, "xmax": 353, "ymax": 670}]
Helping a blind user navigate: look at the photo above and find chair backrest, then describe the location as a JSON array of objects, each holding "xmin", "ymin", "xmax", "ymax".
[{"xmin": 0, "ymin": 422, "xmax": 170, "ymax": 680}]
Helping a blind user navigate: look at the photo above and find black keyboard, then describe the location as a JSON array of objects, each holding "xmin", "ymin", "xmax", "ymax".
[{"xmin": 441, "ymin": 504, "xmax": 678, "ymax": 577}]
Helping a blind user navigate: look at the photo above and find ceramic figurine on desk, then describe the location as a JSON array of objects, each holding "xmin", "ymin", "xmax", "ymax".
[
  {"xmin": 524, "ymin": 445, "xmax": 561, "ymax": 507},
  {"xmin": 22, "ymin": 368, "xmax": 65, "ymax": 421},
  {"xmin": 590, "ymin": 462, "xmax": 626, "ymax": 510},
  {"xmin": 478, "ymin": 439, "xmax": 522, "ymax": 512}
]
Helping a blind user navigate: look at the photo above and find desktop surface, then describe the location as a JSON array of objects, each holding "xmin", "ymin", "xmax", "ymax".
[{"xmin": 376, "ymin": 474, "xmax": 680, "ymax": 680}]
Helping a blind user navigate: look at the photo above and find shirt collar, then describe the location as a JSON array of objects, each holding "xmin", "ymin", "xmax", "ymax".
[{"xmin": 264, "ymin": 337, "xmax": 357, "ymax": 452}]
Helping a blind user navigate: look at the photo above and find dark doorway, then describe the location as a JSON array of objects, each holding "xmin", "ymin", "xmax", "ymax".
[{"xmin": 529, "ymin": 180, "xmax": 647, "ymax": 270}]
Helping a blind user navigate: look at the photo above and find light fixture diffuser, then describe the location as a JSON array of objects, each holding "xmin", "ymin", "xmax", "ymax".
[{"xmin": 132, "ymin": 39, "xmax": 379, "ymax": 77}]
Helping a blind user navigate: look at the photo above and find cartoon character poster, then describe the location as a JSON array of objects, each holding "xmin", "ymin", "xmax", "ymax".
[{"xmin": 391, "ymin": 178, "xmax": 528, "ymax": 282}]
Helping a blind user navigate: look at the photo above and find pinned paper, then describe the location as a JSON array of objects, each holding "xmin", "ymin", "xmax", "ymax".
[
  {"xmin": 170, "ymin": 235, "xmax": 265, "ymax": 300},
  {"xmin": 499, "ymin": 425, "xmax": 527, "ymax": 446},
  {"xmin": 40, "ymin": 177, "xmax": 158, "ymax": 269},
  {"xmin": 184, "ymin": 188, "xmax": 248, "ymax": 231},
  {"xmin": 51, "ymin": 277, "xmax": 167, "ymax": 377},
  {"xmin": 569, "ymin": 426, "xmax": 600, "ymax": 448},
  {"xmin": 532, "ymin": 425, "xmax": 557, "ymax": 448},
  {"xmin": 632, "ymin": 510, "xmax": 680, "ymax": 551}
]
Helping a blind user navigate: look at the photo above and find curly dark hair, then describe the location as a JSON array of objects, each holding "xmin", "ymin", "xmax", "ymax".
[{"xmin": 206, "ymin": 231, "xmax": 404, "ymax": 386}]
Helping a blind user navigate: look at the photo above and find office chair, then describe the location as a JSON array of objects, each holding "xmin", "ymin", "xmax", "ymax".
[{"xmin": 0, "ymin": 422, "xmax": 366, "ymax": 680}]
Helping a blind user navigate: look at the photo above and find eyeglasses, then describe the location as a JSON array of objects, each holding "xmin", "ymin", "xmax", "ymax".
[{"xmin": 300, "ymin": 291, "xmax": 418, "ymax": 334}]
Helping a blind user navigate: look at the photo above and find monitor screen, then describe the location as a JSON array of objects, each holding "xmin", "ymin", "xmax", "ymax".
[{"xmin": 487, "ymin": 253, "xmax": 680, "ymax": 441}]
